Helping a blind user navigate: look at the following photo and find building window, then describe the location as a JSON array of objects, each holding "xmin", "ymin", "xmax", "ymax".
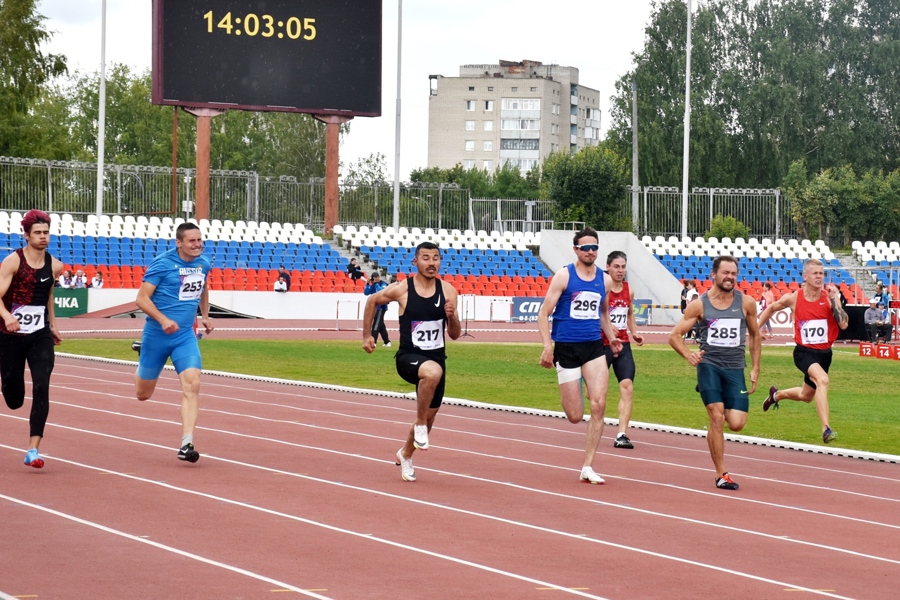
[
  {"xmin": 483, "ymin": 141, "xmax": 493, "ymax": 151},
  {"xmin": 500, "ymin": 138, "xmax": 540, "ymax": 150},
  {"xmin": 483, "ymin": 160, "xmax": 494, "ymax": 171},
  {"xmin": 465, "ymin": 120, "xmax": 475, "ymax": 131},
  {"xmin": 501, "ymin": 119, "xmax": 540, "ymax": 131},
  {"xmin": 484, "ymin": 100, "xmax": 494, "ymax": 111},
  {"xmin": 511, "ymin": 87, "xmax": 518, "ymax": 92},
  {"xmin": 464, "ymin": 160, "xmax": 475, "ymax": 170},
  {"xmin": 483, "ymin": 120, "xmax": 494, "ymax": 131},
  {"xmin": 466, "ymin": 100, "xmax": 475, "ymax": 111},
  {"xmin": 530, "ymin": 86, "xmax": 537, "ymax": 92},
  {"xmin": 504, "ymin": 158, "xmax": 538, "ymax": 172},
  {"xmin": 487, "ymin": 86, "xmax": 494, "ymax": 91},
  {"xmin": 465, "ymin": 140, "xmax": 475, "ymax": 152},
  {"xmin": 468, "ymin": 86, "xmax": 475, "ymax": 91},
  {"xmin": 501, "ymin": 98, "xmax": 541, "ymax": 110}
]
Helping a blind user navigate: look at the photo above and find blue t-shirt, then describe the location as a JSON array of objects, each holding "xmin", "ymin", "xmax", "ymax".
[
  {"xmin": 551, "ymin": 263, "xmax": 607, "ymax": 343},
  {"xmin": 142, "ymin": 248, "xmax": 212, "ymax": 331}
]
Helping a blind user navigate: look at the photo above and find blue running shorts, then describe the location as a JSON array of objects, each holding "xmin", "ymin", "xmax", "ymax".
[
  {"xmin": 136, "ymin": 326, "xmax": 202, "ymax": 380},
  {"xmin": 696, "ymin": 362, "xmax": 749, "ymax": 412}
]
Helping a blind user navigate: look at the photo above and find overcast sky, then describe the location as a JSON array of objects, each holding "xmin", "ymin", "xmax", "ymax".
[{"xmin": 37, "ymin": 0, "xmax": 658, "ymax": 179}]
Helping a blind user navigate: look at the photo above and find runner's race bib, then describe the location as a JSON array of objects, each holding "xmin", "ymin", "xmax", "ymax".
[
  {"xmin": 609, "ymin": 306, "xmax": 629, "ymax": 330},
  {"xmin": 411, "ymin": 319, "xmax": 444, "ymax": 351},
  {"xmin": 570, "ymin": 291, "xmax": 601, "ymax": 320},
  {"xmin": 12, "ymin": 304, "xmax": 45, "ymax": 334},
  {"xmin": 799, "ymin": 319, "xmax": 828, "ymax": 345},
  {"xmin": 706, "ymin": 318, "xmax": 741, "ymax": 347},
  {"xmin": 179, "ymin": 273, "xmax": 205, "ymax": 301}
]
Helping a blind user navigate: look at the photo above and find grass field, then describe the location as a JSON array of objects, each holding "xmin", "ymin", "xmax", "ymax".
[{"xmin": 61, "ymin": 339, "xmax": 900, "ymax": 456}]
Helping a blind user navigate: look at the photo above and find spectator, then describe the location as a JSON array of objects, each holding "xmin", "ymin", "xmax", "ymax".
[
  {"xmin": 363, "ymin": 272, "xmax": 391, "ymax": 346},
  {"xmin": 273, "ymin": 276, "xmax": 288, "ymax": 293},
  {"xmin": 874, "ymin": 281, "xmax": 891, "ymax": 311},
  {"xmin": 865, "ymin": 298, "xmax": 892, "ymax": 343},
  {"xmin": 91, "ymin": 272, "xmax": 104, "ymax": 289},
  {"xmin": 684, "ymin": 280, "xmax": 700, "ymax": 340},
  {"xmin": 680, "ymin": 279, "xmax": 690, "ymax": 313},
  {"xmin": 277, "ymin": 265, "xmax": 291, "ymax": 291},
  {"xmin": 58, "ymin": 269, "xmax": 74, "ymax": 289},
  {"xmin": 347, "ymin": 258, "xmax": 366, "ymax": 281},
  {"xmin": 73, "ymin": 269, "xmax": 88, "ymax": 288},
  {"xmin": 759, "ymin": 282, "xmax": 775, "ymax": 339}
]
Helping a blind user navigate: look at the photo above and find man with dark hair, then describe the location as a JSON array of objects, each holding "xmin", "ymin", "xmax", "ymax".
[
  {"xmin": 601, "ymin": 250, "xmax": 644, "ymax": 450},
  {"xmin": 277, "ymin": 265, "xmax": 291, "ymax": 291},
  {"xmin": 669, "ymin": 256, "xmax": 761, "ymax": 491},
  {"xmin": 134, "ymin": 222, "xmax": 214, "ymax": 463},
  {"xmin": 0, "ymin": 210, "xmax": 63, "ymax": 468},
  {"xmin": 362, "ymin": 241, "xmax": 461, "ymax": 482},
  {"xmin": 347, "ymin": 258, "xmax": 366, "ymax": 281},
  {"xmin": 364, "ymin": 271, "xmax": 391, "ymax": 347},
  {"xmin": 538, "ymin": 228, "xmax": 622, "ymax": 485},
  {"xmin": 758, "ymin": 258, "xmax": 848, "ymax": 444}
]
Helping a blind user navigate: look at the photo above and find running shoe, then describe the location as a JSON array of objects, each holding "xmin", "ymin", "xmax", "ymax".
[
  {"xmin": 383, "ymin": 342, "xmax": 392, "ymax": 347},
  {"xmin": 762, "ymin": 386, "xmax": 780, "ymax": 412},
  {"xmin": 395, "ymin": 449, "xmax": 416, "ymax": 482},
  {"xmin": 131, "ymin": 340, "xmax": 142, "ymax": 355},
  {"xmin": 822, "ymin": 427, "xmax": 838, "ymax": 444},
  {"xmin": 177, "ymin": 443, "xmax": 200, "ymax": 463},
  {"xmin": 579, "ymin": 467, "xmax": 605, "ymax": 485},
  {"xmin": 413, "ymin": 424, "xmax": 429, "ymax": 450},
  {"xmin": 613, "ymin": 434, "xmax": 634, "ymax": 449},
  {"xmin": 23, "ymin": 448, "xmax": 44, "ymax": 469},
  {"xmin": 715, "ymin": 473, "xmax": 739, "ymax": 490}
]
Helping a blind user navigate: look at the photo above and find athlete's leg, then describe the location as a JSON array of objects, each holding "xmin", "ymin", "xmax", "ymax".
[
  {"xmin": 557, "ymin": 376, "xmax": 586, "ymax": 423},
  {"xmin": 413, "ymin": 361, "xmax": 444, "ymax": 425},
  {"xmin": 0, "ymin": 334, "xmax": 27, "ymax": 410},
  {"xmin": 580, "ymin": 356, "xmax": 609, "ymax": 468},
  {"xmin": 805, "ymin": 363, "xmax": 831, "ymax": 431},
  {"xmin": 706, "ymin": 402, "xmax": 728, "ymax": 476},
  {"xmin": 773, "ymin": 383, "xmax": 816, "ymax": 403},
  {"xmin": 177, "ymin": 367, "xmax": 202, "ymax": 439},
  {"xmin": 401, "ymin": 406, "xmax": 440, "ymax": 459},
  {"xmin": 616, "ymin": 379, "xmax": 633, "ymax": 436},
  {"xmin": 24, "ymin": 332, "xmax": 55, "ymax": 450}
]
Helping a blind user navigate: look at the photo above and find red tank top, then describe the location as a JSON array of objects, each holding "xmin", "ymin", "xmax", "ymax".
[
  {"xmin": 793, "ymin": 288, "xmax": 839, "ymax": 349},
  {"xmin": 1, "ymin": 249, "xmax": 55, "ymax": 335},
  {"xmin": 602, "ymin": 281, "xmax": 631, "ymax": 344}
]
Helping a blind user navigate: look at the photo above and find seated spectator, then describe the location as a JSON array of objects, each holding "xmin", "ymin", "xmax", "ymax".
[
  {"xmin": 58, "ymin": 269, "xmax": 74, "ymax": 289},
  {"xmin": 73, "ymin": 269, "xmax": 88, "ymax": 288},
  {"xmin": 276, "ymin": 265, "xmax": 292, "ymax": 291},
  {"xmin": 347, "ymin": 258, "xmax": 366, "ymax": 281},
  {"xmin": 91, "ymin": 272, "xmax": 104, "ymax": 288},
  {"xmin": 274, "ymin": 276, "xmax": 288, "ymax": 293},
  {"xmin": 874, "ymin": 281, "xmax": 891, "ymax": 313},
  {"xmin": 865, "ymin": 298, "xmax": 892, "ymax": 343}
]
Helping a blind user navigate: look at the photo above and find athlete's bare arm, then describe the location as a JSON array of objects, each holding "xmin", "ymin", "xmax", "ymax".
[
  {"xmin": 48, "ymin": 257, "xmax": 64, "ymax": 344},
  {"xmin": 135, "ymin": 281, "xmax": 178, "ymax": 334},
  {"xmin": 628, "ymin": 287, "xmax": 644, "ymax": 346},
  {"xmin": 0, "ymin": 253, "xmax": 22, "ymax": 331},
  {"xmin": 669, "ymin": 298, "xmax": 705, "ymax": 366},
  {"xmin": 537, "ymin": 268, "xmax": 569, "ymax": 368},
  {"xmin": 362, "ymin": 281, "xmax": 408, "ymax": 353},
  {"xmin": 758, "ymin": 290, "xmax": 797, "ymax": 329},
  {"xmin": 826, "ymin": 284, "xmax": 849, "ymax": 330},
  {"xmin": 199, "ymin": 285, "xmax": 214, "ymax": 334},
  {"xmin": 442, "ymin": 281, "xmax": 462, "ymax": 340},
  {"xmin": 600, "ymin": 294, "xmax": 623, "ymax": 354},
  {"xmin": 743, "ymin": 293, "xmax": 761, "ymax": 393}
]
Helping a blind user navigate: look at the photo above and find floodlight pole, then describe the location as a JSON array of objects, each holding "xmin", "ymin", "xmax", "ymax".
[
  {"xmin": 392, "ymin": 0, "xmax": 403, "ymax": 230},
  {"xmin": 95, "ymin": 0, "xmax": 107, "ymax": 217},
  {"xmin": 184, "ymin": 108, "xmax": 225, "ymax": 221},
  {"xmin": 681, "ymin": 0, "xmax": 693, "ymax": 239},
  {"xmin": 315, "ymin": 115, "xmax": 353, "ymax": 236}
]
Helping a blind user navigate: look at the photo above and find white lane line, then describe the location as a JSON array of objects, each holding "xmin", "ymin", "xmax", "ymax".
[
  {"xmin": 0, "ymin": 492, "xmax": 333, "ymax": 600},
  {"xmin": 0, "ymin": 461, "xmax": 610, "ymax": 600},
  {"xmin": 0, "ymin": 445, "xmax": 855, "ymax": 600}
]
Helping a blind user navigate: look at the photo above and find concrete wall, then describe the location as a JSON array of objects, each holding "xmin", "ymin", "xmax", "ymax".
[{"xmin": 538, "ymin": 230, "xmax": 684, "ymax": 325}]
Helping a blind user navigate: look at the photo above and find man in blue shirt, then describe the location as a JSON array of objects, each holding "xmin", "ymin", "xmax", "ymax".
[
  {"xmin": 364, "ymin": 272, "xmax": 391, "ymax": 347},
  {"xmin": 134, "ymin": 223, "xmax": 213, "ymax": 463}
]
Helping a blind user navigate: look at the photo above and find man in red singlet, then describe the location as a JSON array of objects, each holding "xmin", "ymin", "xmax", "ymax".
[
  {"xmin": 0, "ymin": 210, "xmax": 63, "ymax": 468},
  {"xmin": 601, "ymin": 251, "xmax": 644, "ymax": 449},
  {"xmin": 757, "ymin": 259, "xmax": 848, "ymax": 443}
]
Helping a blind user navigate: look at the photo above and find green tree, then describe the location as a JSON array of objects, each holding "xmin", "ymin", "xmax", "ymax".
[
  {"xmin": 542, "ymin": 145, "xmax": 630, "ymax": 231},
  {"xmin": 0, "ymin": 0, "xmax": 67, "ymax": 156}
]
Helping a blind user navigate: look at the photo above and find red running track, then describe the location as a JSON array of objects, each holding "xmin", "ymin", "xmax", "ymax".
[{"xmin": 1, "ymin": 355, "xmax": 898, "ymax": 600}]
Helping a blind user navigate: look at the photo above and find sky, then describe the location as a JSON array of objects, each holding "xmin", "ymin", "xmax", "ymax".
[{"xmin": 37, "ymin": 0, "xmax": 658, "ymax": 180}]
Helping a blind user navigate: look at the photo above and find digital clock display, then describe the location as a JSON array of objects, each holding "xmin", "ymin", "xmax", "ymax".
[{"xmin": 152, "ymin": 0, "xmax": 382, "ymax": 116}]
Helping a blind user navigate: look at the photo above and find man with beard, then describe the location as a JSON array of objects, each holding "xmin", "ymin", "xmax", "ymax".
[
  {"xmin": 538, "ymin": 228, "xmax": 622, "ymax": 485},
  {"xmin": 362, "ymin": 242, "xmax": 461, "ymax": 482},
  {"xmin": 669, "ymin": 256, "xmax": 761, "ymax": 491},
  {"xmin": 757, "ymin": 259, "xmax": 848, "ymax": 444}
]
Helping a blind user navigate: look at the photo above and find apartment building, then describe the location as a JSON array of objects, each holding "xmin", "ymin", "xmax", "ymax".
[{"xmin": 427, "ymin": 59, "xmax": 601, "ymax": 173}]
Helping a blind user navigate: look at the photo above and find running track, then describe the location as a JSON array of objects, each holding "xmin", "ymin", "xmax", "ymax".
[{"xmin": 1, "ymin": 354, "xmax": 898, "ymax": 599}]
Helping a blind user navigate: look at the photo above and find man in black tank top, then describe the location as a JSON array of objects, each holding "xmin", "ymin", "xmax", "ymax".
[
  {"xmin": 0, "ymin": 210, "xmax": 63, "ymax": 469},
  {"xmin": 363, "ymin": 242, "xmax": 461, "ymax": 482},
  {"xmin": 669, "ymin": 256, "xmax": 761, "ymax": 491}
]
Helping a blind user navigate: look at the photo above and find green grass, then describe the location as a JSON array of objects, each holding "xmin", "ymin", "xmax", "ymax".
[{"xmin": 61, "ymin": 339, "xmax": 900, "ymax": 456}]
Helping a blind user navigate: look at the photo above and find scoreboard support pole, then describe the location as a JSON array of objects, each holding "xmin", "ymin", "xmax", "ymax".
[
  {"xmin": 185, "ymin": 107, "xmax": 225, "ymax": 221},
  {"xmin": 315, "ymin": 114, "xmax": 353, "ymax": 236}
]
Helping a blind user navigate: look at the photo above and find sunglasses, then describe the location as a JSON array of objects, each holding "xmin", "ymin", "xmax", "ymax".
[{"xmin": 574, "ymin": 244, "xmax": 599, "ymax": 252}]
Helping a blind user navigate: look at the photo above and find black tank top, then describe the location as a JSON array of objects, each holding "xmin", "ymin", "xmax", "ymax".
[
  {"xmin": 1, "ymin": 248, "xmax": 54, "ymax": 334},
  {"xmin": 399, "ymin": 276, "xmax": 447, "ymax": 360}
]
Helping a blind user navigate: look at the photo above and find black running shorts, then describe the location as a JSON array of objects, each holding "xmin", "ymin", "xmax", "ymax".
[
  {"xmin": 793, "ymin": 345, "xmax": 833, "ymax": 389},
  {"xmin": 395, "ymin": 351, "xmax": 446, "ymax": 409}
]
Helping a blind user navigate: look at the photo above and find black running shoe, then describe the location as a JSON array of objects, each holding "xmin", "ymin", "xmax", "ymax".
[
  {"xmin": 177, "ymin": 443, "xmax": 200, "ymax": 463},
  {"xmin": 715, "ymin": 473, "xmax": 739, "ymax": 490},
  {"xmin": 762, "ymin": 386, "xmax": 779, "ymax": 412},
  {"xmin": 131, "ymin": 341, "xmax": 142, "ymax": 355},
  {"xmin": 614, "ymin": 434, "xmax": 634, "ymax": 449}
]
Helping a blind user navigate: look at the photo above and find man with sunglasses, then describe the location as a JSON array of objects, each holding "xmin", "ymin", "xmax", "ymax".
[{"xmin": 538, "ymin": 228, "xmax": 622, "ymax": 485}]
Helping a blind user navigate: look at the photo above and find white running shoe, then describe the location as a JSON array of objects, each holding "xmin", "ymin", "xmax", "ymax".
[
  {"xmin": 383, "ymin": 342, "xmax": 391, "ymax": 347},
  {"xmin": 395, "ymin": 449, "xmax": 416, "ymax": 482},
  {"xmin": 413, "ymin": 424, "xmax": 429, "ymax": 450},
  {"xmin": 580, "ymin": 467, "xmax": 605, "ymax": 485}
]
